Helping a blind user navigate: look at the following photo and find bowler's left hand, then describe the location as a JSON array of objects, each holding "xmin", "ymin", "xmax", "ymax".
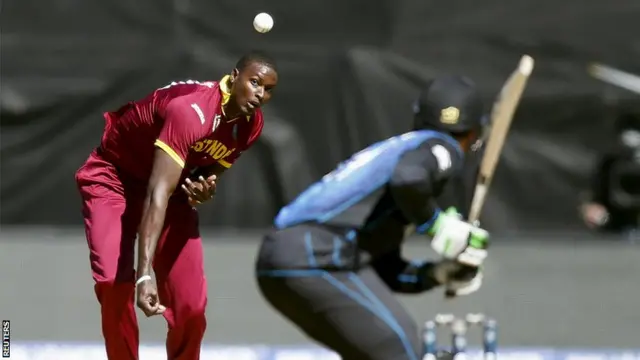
[{"xmin": 182, "ymin": 175, "xmax": 217, "ymax": 206}]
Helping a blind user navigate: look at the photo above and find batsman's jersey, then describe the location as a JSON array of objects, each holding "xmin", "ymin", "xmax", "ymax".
[{"xmin": 275, "ymin": 130, "xmax": 462, "ymax": 230}]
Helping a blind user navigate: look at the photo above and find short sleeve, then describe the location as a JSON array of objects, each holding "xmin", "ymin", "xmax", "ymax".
[
  {"xmin": 217, "ymin": 113, "xmax": 264, "ymax": 168},
  {"xmin": 389, "ymin": 139, "xmax": 462, "ymax": 229},
  {"xmin": 155, "ymin": 100, "xmax": 204, "ymax": 168}
]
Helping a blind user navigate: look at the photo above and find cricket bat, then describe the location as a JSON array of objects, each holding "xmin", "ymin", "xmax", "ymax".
[
  {"xmin": 467, "ymin": 55, "xmax": 535, "ymax": 223},
  {"xmin": 442, "ymin": 55, "xmax": 535, "ymax": 299}
]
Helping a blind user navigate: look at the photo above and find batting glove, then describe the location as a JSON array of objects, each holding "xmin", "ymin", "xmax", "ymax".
[{"xmin": 427, "ymin": 208, "xmax": 489, "ymax": 267}]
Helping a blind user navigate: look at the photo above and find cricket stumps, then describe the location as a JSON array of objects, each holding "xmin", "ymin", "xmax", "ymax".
[{"xmin": 422, "ymin": 313, "xmax": 497, "ymax": 360}]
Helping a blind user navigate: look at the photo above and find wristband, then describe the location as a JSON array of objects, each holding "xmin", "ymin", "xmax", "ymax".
[
  {"xmin": 415, "ymin": 208, "xmax": 442, "ymax": 234},
  {"xmin": 135, "ymin": 275, "xmax": 152, "ymax": 287}
]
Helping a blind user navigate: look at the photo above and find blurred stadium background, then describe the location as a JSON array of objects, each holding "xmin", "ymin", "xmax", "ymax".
[{"xmin": 1, "ymin": 0, "xmax": 639, "ymax": 359}]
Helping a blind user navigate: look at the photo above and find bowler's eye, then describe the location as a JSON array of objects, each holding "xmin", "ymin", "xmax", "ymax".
[{"xmin": 250, "ymin": 79, "xmax": 259, "ymax": 86}]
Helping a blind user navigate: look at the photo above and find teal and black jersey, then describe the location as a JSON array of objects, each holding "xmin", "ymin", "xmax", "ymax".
[
  {"xmin": 255, "ymin": 77, "xmax": 485, "ymax": 360},
  {"xmin": 275, "ymin": 130, "xmax": 464, "ymax": 232},
  {"xmin": 258, "ymin": 129, "xmax": 467, "ymax": 290},
  {"xmin": 258, "ymin": 129, "xmax": 468, "ymax": 294}
]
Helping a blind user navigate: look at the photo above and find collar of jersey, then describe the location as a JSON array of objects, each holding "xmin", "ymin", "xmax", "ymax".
[{"xmin": 219, "ymin": 75, "xmax": 250, "ymax": 122}]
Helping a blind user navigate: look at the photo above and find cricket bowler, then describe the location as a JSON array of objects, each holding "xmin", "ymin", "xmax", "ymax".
[
  {"xmin": 75, "ymin": 52, "xmax": 278, "ymax": 360},
  {"xmin": 255, "ymin": 75, "xmax": 489, "ymax": 360}
]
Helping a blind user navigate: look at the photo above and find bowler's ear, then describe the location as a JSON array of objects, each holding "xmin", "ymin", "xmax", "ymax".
[{"xmin": 230, "ymin": 68, "xmax": 239, "ymax": 84}]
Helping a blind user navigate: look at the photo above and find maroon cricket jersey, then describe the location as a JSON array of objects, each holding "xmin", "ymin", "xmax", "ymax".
[{"xmin": 98, "ymin": 76, "xmax": 264, "ymax": 182}]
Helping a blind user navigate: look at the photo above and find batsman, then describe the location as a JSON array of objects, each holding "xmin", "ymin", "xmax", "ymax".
[{"xmin": 255, "ymin": 76, "xmax": 491, "ymax": 360}]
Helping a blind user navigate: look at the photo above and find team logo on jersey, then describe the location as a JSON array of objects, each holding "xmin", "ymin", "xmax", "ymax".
[
  {"xmin": 440, "ymin": 106, "xmax": 460, "ymax": 124},
  {"xmin": 213, "ymin": 114, "xmax": 221, "ymax": 132}
]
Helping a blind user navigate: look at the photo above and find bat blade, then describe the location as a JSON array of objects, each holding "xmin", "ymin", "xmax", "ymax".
[{"xmin": 467, "ymin": 55, "xmax": 535, "ymax": 223}]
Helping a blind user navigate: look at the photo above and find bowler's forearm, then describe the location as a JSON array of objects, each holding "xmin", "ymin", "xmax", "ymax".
[{"xmin": 137, "ymin": 193, "xmax": 169, "ymax": 277}]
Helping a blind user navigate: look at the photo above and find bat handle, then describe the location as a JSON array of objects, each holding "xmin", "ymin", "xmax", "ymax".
[{"xmin": 468, "ymin": 184, "xmax": 488, "ymax": 224}]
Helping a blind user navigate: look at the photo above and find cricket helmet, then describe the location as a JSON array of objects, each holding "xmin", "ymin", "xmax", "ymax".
[{"xmin": 413, "ymin": 75, "xmax": 484, "ymax": 133}]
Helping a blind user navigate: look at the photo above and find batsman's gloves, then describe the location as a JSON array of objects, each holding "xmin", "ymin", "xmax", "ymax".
[
  {"xmin": 445, "ymin": 265, "xmax": 484, "ymax": 298},
  {"xmin": 432, "ymin": 260, "xmax": 484, "ymax": 298},
  {"xmin": 426, "ymin": 207, "xmax": 489, "ymax": 267}
]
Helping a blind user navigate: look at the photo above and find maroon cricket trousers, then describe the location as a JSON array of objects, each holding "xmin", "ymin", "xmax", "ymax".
[{"xmin": 75, "ymin": 150, "xmax": 207, "ymax": 360}]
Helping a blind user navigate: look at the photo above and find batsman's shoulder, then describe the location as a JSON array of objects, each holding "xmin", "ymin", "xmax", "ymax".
[
  {"xmin": 423, "ymin": 136, "xmax": 461, "ymax": 153},
  {"xmin": 403, "ymin": 142, "xmax": 458, "ymax": 186},
  {"xmin": 420, "ymin": 138, "xmax": 462, "ymax": 172}
]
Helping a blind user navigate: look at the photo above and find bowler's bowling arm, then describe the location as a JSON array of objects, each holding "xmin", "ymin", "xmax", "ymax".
[{"xmin": 137, "ymin": 149, "xmax": 184, "ymax": 278}]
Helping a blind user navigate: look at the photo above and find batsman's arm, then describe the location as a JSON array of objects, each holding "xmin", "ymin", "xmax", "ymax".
[
  {"xmin": 372, "ymin": 249, "xmax": 442, "ymax": 293},
  {"xmin": 389, "ymin": 142, "xmax": 457, "ymax": 233},
  {"xmin": 137, "ymin": 149, "xmax": 185, "ymax": 278}
]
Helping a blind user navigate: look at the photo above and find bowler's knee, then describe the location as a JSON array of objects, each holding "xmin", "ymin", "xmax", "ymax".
[
  {"xmin": 93, "ymin": 270, "xmax": 135, "ymax": 303},
  {"xmin": 93, "ymin": 282, "xmax": 135, "ymax": 315}
]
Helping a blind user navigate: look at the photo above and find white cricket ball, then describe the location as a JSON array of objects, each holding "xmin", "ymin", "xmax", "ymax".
[{"xmin": 253, "ymin": 12, "xmax": 274, "ymax": 33}]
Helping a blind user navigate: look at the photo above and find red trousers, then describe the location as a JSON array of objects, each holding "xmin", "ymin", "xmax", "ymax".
[{"xmin": 75, "ymin": 151, "xmax": 207, "ymax": 360}]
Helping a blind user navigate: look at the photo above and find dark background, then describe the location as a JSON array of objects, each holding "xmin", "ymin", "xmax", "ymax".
[
  {"xmin": 2, "ymin": 0, "xmax": 640, "ymax": 354},
  {"xmin": 2, "ymin": 0, "xmax": 639, "ymax": 233}
]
